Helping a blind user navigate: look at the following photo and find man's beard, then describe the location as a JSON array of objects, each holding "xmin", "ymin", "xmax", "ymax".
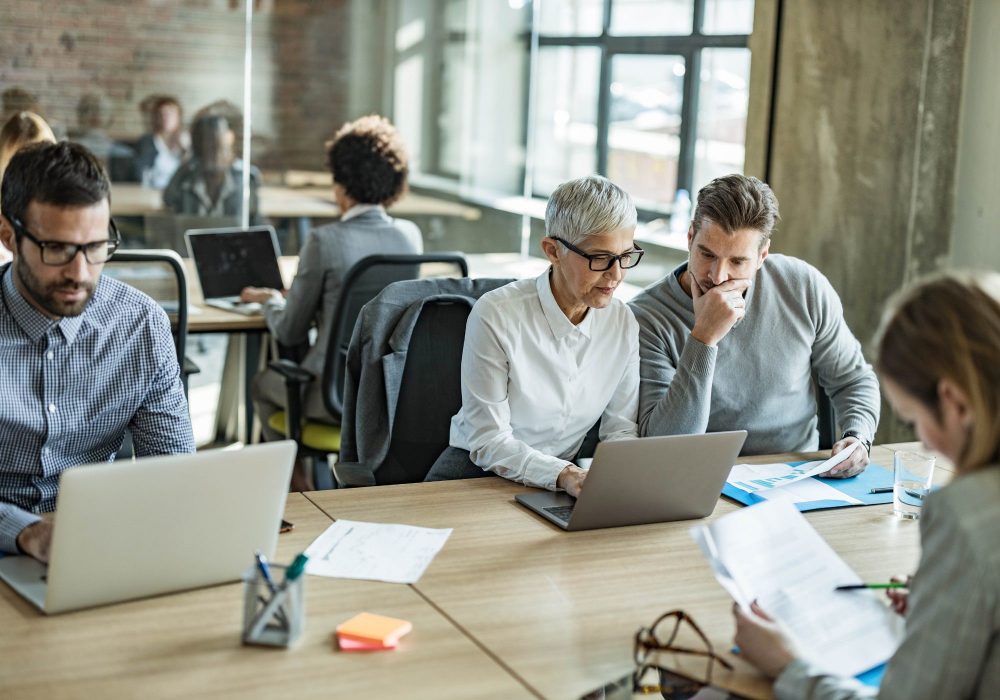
[{"xmin": 15, "ymin": 258, "xmax": 96, "ymax": 317}]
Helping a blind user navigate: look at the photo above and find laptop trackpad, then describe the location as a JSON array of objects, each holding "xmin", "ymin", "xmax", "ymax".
[
  {"xmin": 0, "ymin": 555, "xmax": 48, "ymax": 610},
  {"xmin": 516, "ymin": 491, "xmax": 577, "ymax": 525}
]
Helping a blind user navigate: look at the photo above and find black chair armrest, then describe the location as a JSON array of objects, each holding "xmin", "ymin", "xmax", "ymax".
[
  {"xmin": 331, "ymin": 461, "xmax": 377, "ymax": 488},
  {"xmin": 269, "ymin": 360, "xmax": 317, "ymax": 445},
  {"xmin": 269, "ymin": 359, "xmax": 316, "ymax": 386}
]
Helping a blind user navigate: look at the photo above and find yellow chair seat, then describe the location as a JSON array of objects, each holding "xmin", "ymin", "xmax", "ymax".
[{"xmin": 268, "ymin": 411, "xmax": 341, "ymax": 453}]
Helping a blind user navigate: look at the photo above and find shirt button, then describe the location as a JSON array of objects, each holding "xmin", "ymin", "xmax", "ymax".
[
  {"xmin": 48, "ymin": 403, "xmax": 57, "ymax": 414},
  {"xmin": 41, "ymin": 447, "xmax": 49, "ymax": 455},
  {"xmin": 46, "ymin": 351, "xmax": 54, "ymax": 360}
]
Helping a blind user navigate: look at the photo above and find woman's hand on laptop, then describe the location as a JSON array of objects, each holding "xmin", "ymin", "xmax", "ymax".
[
  {"xmin": 16, "ymin": 517, "xmax": 54, "ymax": 563},
  {"xmin": 240, "ymin": 286, "xmax": 283, "ymax": 304},
  {"xmin": 557, "ymin": 464, "xmax": 587, "ymax": 498}
]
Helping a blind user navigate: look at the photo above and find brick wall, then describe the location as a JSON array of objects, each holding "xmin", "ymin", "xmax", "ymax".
[{"xmin": 0, "ymin": 0, "xmax": 373, "ymax": 171}]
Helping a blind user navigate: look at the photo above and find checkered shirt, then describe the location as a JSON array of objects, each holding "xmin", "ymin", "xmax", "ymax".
[{"xmin": 0, "ymin": 263, "xmax": 195, "ymax": 553}]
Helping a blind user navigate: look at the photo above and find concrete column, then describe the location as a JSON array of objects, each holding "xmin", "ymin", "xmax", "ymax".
[{"xmin": 761, "ymin": 0, "xmax": 972, "ymax": 441}]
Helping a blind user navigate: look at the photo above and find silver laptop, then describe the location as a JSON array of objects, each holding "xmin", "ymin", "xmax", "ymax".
[
  {"xmin": 185, "ymin": 226, "xmax": 284, "ymax": 315},
  {"xmin": 515, "ymin": 431, "xmax": 747, "ymax": 531},
  {"xmin": 0, "ymin": 441, "xmax": 295, "ymax": 614}
]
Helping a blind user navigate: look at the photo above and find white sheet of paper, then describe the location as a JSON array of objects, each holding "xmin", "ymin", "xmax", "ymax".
[
  {"xmin": 303, "ymin": 519, "xmax": 452, "ymax": 584},
  {"xmin": 727, "ymin": 442, "xmax": 858, "ymax": 493},
  {"xmin": 691, "ymin": 500, "xmax": 902, "ymax": 677}
]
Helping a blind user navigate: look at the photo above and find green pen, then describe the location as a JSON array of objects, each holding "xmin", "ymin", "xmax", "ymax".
[
  {"xmin": 835, "ymin": 582, "xmax": 907, "ymax": 591},
  {"xmin": 284, "ymin": 553, "xmax": 309, "ymax": 583}
]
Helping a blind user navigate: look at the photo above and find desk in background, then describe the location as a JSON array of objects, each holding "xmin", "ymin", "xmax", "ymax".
[
  {"xmin": 110, "ymin": 183, "xmax": 481, "ymax": 222},
  {"xmin": 0, "ymin": 448, "xmax": 929, "ymax": 698}
]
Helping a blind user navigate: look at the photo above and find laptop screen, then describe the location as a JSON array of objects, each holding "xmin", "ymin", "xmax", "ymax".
[{"xmin": 185, "ymin": 226, "xmax": 284, "ymax": 299}]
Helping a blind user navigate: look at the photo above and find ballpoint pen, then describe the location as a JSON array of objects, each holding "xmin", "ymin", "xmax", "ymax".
[
  {"xmin": 869, "ymin": 486, "xmax": 893, "ymax": 494},
  {"xmin": 835, "ymin": 582, "xmax": 907, "ymax": 591},
  {"xmin": 254, "ymin": 550, "xmax": 279, "ymax": 594}
]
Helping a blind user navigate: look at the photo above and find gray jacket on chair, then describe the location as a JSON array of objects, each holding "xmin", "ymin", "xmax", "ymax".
[{"xmin": 337, "ymin": 277, "xmax": 514, "ymax": 485}]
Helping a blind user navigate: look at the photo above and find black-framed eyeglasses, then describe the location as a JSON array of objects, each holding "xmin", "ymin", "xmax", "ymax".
[
  {"xmin": 11, "ymin": 217, "xmax": 121, "ymax": 266},
  {"xmin": 551, "ymin": 236, "xmax": 644, "ymax": 271},
  {"xmin": 633, "ymin": 610, "xmax": 734, "ymax": 694}
]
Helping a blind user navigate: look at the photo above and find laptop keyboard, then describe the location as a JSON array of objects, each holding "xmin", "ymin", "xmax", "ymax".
[{"xmin": 543, "ymin": 505, "xmax": 575, "ymax": 522}]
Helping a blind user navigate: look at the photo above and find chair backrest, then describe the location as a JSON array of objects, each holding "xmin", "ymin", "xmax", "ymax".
[
  {"xmin": 377, "ymin": 299, "xmax": 472, "ymax": 485},
  {"xmin": 321, "ymin": 253, "xmax": 469, "ymax": 418},
  {"xmin": 102, "ymin": 249, "xmax": 188, "ymax": 366},
  {"xmin": 814, "ymin": 375, "xmax": 838, "ymax": 450}
]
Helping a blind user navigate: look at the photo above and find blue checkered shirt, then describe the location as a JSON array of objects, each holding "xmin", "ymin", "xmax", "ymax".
[{"xmin": 0, "ymin": 263, "xmax": 195, "ymax": 553}]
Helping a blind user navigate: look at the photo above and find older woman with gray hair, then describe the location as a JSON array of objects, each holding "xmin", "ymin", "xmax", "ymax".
[{"xmin": 425, "ymin": 175, "xmax": 644, "ymax": 496}]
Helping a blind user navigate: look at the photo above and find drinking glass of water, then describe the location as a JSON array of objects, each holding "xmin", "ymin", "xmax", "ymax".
[{"xmin": 893, "ymin": 451, "xmax": 936, "ymax": 520}]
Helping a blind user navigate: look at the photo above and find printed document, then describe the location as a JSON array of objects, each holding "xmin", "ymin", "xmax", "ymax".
[
  {"xmin": 304, "ymin": 519, "xmax": 452, "ymax": 584},
  {"xmin": 727, "ymin": 442, "xmax": 858, "ymax": 492},
  {"xmin": 691, "ymin": 500, "xmax": 902, "ymax": 677}
]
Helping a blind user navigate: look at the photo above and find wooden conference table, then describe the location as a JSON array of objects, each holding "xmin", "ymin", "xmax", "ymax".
[{"xmin": 0, "ymin": 444, "xmax": 941, "ymax": 699}]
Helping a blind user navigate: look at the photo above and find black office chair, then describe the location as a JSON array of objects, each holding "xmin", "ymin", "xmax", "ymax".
[
  {"xmin": 815, "ymin": 377, "xmax": 838, "ymax": 450},
  {"xmin": 376, "ymin": 299, "xmax": 472, "ymax": 485},
  {"xmin": 102, "ymin": 249, "xmax": 200, "ymax": 395},
  {"xmin": 267, "ymin": 253, "xmax": 469, "ymax": 489}
]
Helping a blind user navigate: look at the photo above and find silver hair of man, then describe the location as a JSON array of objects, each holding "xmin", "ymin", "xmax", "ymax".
[{"xmin": 545, "ymin": 175, "xmax": 637, "ymax": 247}]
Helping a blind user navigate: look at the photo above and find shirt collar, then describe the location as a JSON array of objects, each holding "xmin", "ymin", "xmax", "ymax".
[
  {"xmin": 341, "ymin": 203, "xmax": 386, "ymax": 222},
  {"xmin": 1, "ymin": 264, "xmax": 89, "ymax": 344},
  {"xmin": 535, "ymin": 270, "xmax": 593, "ymax": 340}
]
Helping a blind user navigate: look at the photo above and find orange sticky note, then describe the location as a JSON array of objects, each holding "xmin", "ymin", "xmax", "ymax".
[
  {"xmin": 337, "ymin": 636, "xmax": 397, "ymax": 652},
  {"xmin": 336, "ymin": 612, "xmax": 413, "ymax": 646}
]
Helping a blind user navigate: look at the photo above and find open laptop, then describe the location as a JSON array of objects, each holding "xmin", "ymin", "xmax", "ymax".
[
  {"xmin": 185, "ymin": 226, "xmax": 284, "ymax": 315},
  {"xmin": 515, "ymin": 431, "xmax": 747, "ymax": 531},
  {"xmin": 0, "ymin": 441, "xmax": 295, "ymax": 614}
]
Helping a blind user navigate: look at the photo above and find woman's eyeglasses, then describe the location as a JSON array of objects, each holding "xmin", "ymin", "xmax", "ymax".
[
  {"xmin": 551, "ymin": 236, "xmax": 644, "ymax": 271},
  {"xmin": 633, "ymin": 610, "xmax": 734, "ymax": 695}
]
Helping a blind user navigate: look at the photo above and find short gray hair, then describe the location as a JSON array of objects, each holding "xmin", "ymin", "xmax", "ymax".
[{"xmin": 545, "ymin": 175, "xmax": 637, "ymax": 246}]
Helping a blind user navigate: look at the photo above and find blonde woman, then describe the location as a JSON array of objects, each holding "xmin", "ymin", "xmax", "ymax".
[
  {"xmin": 0, "ymin": 111, "xmax": 57, "ymax": 264},
  {"xmin": 0, "ymin": 111, "xmax": 56, "ymax": 192},
  {"xmin": 733, "ymin": 270, "xmax": 1000, "ymax": 698}
]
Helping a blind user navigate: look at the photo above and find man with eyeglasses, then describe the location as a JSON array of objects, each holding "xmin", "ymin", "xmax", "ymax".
[
  {"xmin": 0, "ymin": 141, "xmax": 194, "ymax": 562},
  {"xmin": 629, "ymin": 175, "xmax": 878, "ymax": 477}
]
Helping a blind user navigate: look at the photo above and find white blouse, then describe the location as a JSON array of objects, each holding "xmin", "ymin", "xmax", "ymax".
[{"xmin": 449, "ymin": 271, "xmax": 639, "ymax": 490}]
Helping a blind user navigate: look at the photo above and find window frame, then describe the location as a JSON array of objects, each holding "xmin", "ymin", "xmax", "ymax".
[{"xmin": 535, "ymin": 0, "xmax": 751, "ymax": 217}]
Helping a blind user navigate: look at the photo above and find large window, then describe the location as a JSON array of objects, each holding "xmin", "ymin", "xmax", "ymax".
[
  {"xmin": 533, "ymin": 0, "xmax": 753, "ymax": 214},
  {"xmin": 391, "ymin": 0, "xmax": 754, "ymax": 217}
]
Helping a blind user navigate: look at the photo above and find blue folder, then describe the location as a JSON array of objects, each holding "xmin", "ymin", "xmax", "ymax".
[{"xmin": 722, "ymin": 461, "xmax": 894, "ymax": 512}]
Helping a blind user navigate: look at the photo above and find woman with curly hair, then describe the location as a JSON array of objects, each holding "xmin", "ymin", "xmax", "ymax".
[{"xmin": 242, "ymin": 115, "xmax": 423, "ymax": 454}]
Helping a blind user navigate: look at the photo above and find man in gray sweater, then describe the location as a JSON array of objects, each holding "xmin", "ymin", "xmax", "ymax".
[{"xmin": 629, "ymin": 175, "xmax": 878, "ymax": 476}]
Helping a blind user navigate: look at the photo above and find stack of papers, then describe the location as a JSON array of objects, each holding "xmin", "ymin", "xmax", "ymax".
[
  {"xmin": 691, "ymin": 500, "xmax": 903, "ymax": 677},
  {"xmin": 336, "ymin": 612, "xmax": 412, "ymax": 651},
  {"xmin": 304, "ymin": 519, "xmax": 452, "ymax": 584},
  {"xmin": 724, "ymin": 444, "xmax": 895, "ymax": 511}
]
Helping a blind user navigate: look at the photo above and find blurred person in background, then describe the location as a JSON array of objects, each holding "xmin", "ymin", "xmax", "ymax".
[
  {"xmin": 133, "ymin": 95, "xmax": 189, "ymax": 189},
  {"xmin": 162, "ymin": 112, "xmax": 260, "ymax": 223},
  {"xmin": 0, "ymin": 111, "xmax": 57, "ymax": 262}
]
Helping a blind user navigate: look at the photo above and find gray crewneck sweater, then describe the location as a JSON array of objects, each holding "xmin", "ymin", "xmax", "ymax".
[{"xmin": 628, "ymin": 254, "xmax": 879, "ymax": 454}]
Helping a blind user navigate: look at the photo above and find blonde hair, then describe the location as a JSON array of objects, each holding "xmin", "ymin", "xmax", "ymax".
[
  {"xmin": 0, "ymin": 111, "xmax": 57, "ymax": 196},
  {"xmin": 874, "ymin": 270, "xmax": 1000, "ymax": 472}
]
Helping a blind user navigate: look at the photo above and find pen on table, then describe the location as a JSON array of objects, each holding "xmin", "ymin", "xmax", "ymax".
[
  {"xmin": 254, "ymin": 550, "xmax": 279, "ymax": 594},
  {"xmin": 835, "ymin": 582, "xmax": 907, "ymax": 591},
  {"xmin": 869, "ymin": 486, "xmax": 893, "ymax": 494}
]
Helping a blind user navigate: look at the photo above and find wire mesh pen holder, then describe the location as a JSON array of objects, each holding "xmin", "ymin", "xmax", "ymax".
[{"xmin": 241, "ymin": 563, "xmax": 304, "ymax": 647}]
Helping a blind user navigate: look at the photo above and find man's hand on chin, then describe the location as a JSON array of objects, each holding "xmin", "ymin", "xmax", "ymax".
[{"xmin": 16, "ymin": 518, "xmax": 54, "ymax": 563}]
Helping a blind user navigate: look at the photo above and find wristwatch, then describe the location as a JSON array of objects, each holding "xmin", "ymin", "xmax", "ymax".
[{"xmin": 842, "ymin": 430, "xmax": 872, "ymax": 455}]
